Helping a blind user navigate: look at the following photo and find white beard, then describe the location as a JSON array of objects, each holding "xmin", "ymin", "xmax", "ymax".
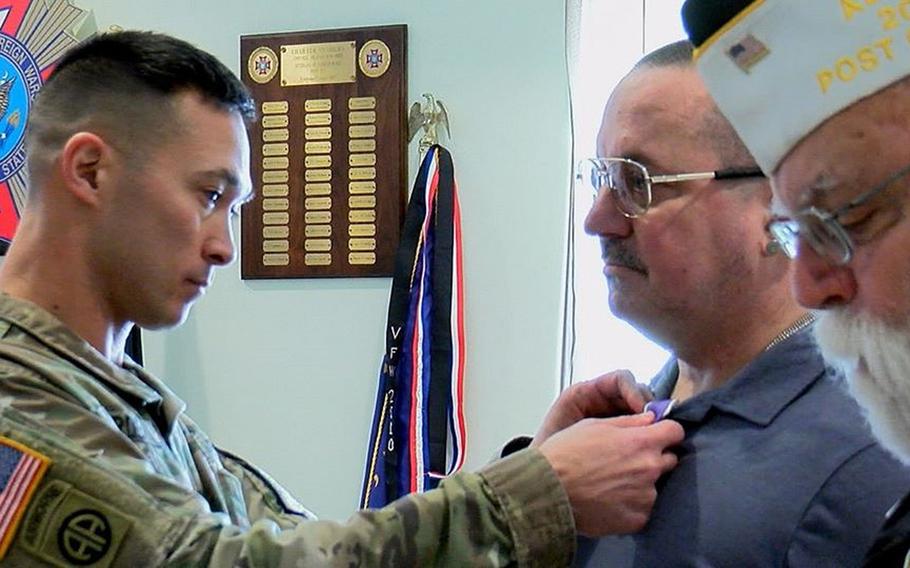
[{"xmin": 814, "ymin": 309, "xmax": 910, "ymax": 465}]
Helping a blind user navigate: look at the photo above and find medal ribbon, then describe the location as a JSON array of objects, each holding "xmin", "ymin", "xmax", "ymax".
[{"xmin": 360, "ymin": 145, "xmax": 466, "ymax": 508}]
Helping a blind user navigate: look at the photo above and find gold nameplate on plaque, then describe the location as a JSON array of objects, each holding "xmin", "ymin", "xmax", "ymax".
[
  {"xmin": 305, "ymin": 253, "xmax": 332, "ymax": 266},
  {"xmin": 305, "ymin": 239, "xmax": 332, "ymax": 252},
  {"xmin": 263, "ymin": 171, "xmax": 289, "ymax": 183},
  {"xmin": 306, "ymin": 141, "xmax": 331, "ymax": 154},
  {"xmin": 349, "ymin": 167, "xmax": 376, "ymax": 181},
  {"xmin": 262, "ymin": 115, "xmax": 289, "ymax": 128},
  {"xmin": 263, "ymin": 240, "xmax": 290, "ymax": 253},
  {"xmin": 305, "ymin": 197, "xmax": 332, "ymax": 210},
  {"xmin": 305, "ymin": 155, "xmax": 332, "ymax": 168},
  {"xmin": 305, "ymin": 113, "xmax": 332, "ymax": 126},
  {"xmin": 305, "ymin": 211, "xmax": 332, "ymax": 224},
  {"xmin": 263, "ymin": 157, "xmax": 290, "ymax": 170},
  {"xmin": 349, "ymin": 195, "xmax": 377, "ymax": 209},
  {"xmin": 305, "ymin": 169, "xmax": 331, "ymax": 183},
  {"xmin": 349, "ymin": 181, "xmax": 376, "ymax": 194},
  {"xmin": 306, "ymin": 225, "xmax": 332, "ymax": 238},
  {"xmin": 349, "ymin": 238, "xmax": 376, "ymax": 251},
  {"xmin": 349, "ymin": 96, "xmax": 376, "ymax": 110},
  {"xmin": 263, "ymin": 129, "xmax": 289, "ymax": 142},
  {"xmin": 305, "ymin": 183, "xmax": 331, "ymax": 196},
  {"xmin": 349, "ymin": 252, "xmax": 377, "ymax": 265},
  {"xmin": 263, "ymin": 212, "xmax": 290, "ymax": 225},
  {"xmin": 281, "ymin": 41, "xmax": 356, "ymax": 86},
  {"xmin": 262, "ymin": 198, "xmax": 289, "ymax": 211},
  {"xmin": 264, "ymin": 226, "xmax": 290, "ymax": 239},
  {"xmin": 349, "ymin": 110, "xmax": 376, "ymax": 124},
  {"xmin": 263, "ymin": 184, "xmax": 289, "ymax": 197},
  {"xmin": 242, "ymin": 25, "xmax": 407, "ymax": 278},
  {"xmin": 349, "ymin": 139, "xmax": 376, "ymax": 153},
  {"xmin": 349, "ymin": 223, "xmax": 376, "ymax": 237},
  {"xmin": 263, "ymin": 143, "xmax": 289, "ymax": 156},
  {"xmin": 349, "ymin": 153, "xmax": 376, "ymax": 167},
  {"xmin": 305, "ymin": 127, "xmax": 332, "ymax": 140},
  {"xmin": 305, "ymin": 98, "xmax": 332, "ymax": 112},
  {"xmin": 349, "ymin": 125, "xmax": 376, "ymax": 138},
  {"xmin": 263, "ymin": 253, "xmax": 290, "ymax": 266},
  {"xmin": 349, "ymin": 209, "xmax": 376, "ymax": 223},
  {"xmin": 262, "ymin": 101, "xmax": 289, "ymax": 114}
]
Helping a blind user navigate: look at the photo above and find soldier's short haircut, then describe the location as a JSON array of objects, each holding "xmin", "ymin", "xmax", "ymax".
[{"xmin": 26, "ymin": 30, "xmax": 255, "ymax": 188}]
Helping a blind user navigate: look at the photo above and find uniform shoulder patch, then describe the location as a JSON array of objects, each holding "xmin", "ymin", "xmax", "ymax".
[
  {"xmin": 19, "ymin": 480, "xmax": 132, "ymax": 568},
  {"xmin": 0, "ymin": 435, "xmax": 50, "ymax": 559}
]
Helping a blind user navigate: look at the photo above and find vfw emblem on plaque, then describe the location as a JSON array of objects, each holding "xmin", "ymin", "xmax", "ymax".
[{"xmin": 0, "ymin": 1, "xmax": 94, "ymax": 250}]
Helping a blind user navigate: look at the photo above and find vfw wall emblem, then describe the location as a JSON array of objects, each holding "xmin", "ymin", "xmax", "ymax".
[{"xmin": 0, "ymin": 1, "xmax": 94, "ymax": 251}]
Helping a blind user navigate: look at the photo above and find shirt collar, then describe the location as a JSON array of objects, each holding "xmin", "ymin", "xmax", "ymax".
[
  {"xmin": 649, "ymin": 327, "xmax": 826, "ymax": 426},
  {"xmin": 0, "ymin": 294, "xmax": 187, "ymax": 431}
]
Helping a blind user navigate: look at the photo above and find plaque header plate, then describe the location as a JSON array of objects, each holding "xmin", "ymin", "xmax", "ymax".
[{"xmin": 281, "ymin": 41, "xmax": 356, "ymax": 86}]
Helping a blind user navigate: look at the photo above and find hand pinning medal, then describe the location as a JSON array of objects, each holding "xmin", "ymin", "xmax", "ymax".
[{"xmin": 644, "ymin": 399, "xmax": 677, "ymax": 421}]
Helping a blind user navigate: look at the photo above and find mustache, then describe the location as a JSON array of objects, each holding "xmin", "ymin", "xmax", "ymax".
[{"xmin": 600, "ymin": 238, "xmax": 647, "ymax": 274}]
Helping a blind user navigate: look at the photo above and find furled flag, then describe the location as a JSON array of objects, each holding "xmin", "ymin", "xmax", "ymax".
[{"xmin": 360, "ymin": 144, "xmax": 466, "ymax": 508}]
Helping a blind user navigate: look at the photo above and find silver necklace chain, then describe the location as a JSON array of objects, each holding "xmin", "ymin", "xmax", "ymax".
[{"xmin": 764, "ymin": 313, "xmax": 816, "ymax": 352}]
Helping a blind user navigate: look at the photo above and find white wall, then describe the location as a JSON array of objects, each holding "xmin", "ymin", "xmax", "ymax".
[
  {"xmin": 77, "ymin": 0, "xmax": 572, "ymax": 520},
  {"xmin": 570, "ymin": 0, "xmax": 685, "ymax": 384}
]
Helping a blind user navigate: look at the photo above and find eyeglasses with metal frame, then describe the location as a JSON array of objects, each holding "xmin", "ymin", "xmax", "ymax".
[
  {"xmin": 767, "ymin": 162, "xmax": 910, "ymax": 265},
  {"xmin": 577, "ymin": 157, "xmax": 765, "ymax": 218}
]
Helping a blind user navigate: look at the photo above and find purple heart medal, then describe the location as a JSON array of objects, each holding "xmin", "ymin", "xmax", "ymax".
[{"xmin": 644, "ymin": 399, "xmax": 676, "ymax": 421}]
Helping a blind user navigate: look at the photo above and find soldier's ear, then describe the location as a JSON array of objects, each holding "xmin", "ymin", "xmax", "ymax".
[{"xmin": 59, "ymin": 132, "xmax": 109, "ymax": 206}]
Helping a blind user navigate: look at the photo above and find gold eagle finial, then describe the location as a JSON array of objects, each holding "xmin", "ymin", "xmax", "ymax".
[{"xmin": 408, "ymin": 93, "xmax": 450, "ymax": 158}]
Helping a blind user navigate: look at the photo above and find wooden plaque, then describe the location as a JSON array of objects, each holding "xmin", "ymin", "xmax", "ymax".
[{"xmin": 240, "ymin": 25, "xmax": 407, "ymax": 278}]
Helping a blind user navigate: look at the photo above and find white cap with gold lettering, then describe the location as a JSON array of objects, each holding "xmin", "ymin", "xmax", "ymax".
[{"xmin": 692, "ymin": 0, "xmax": 910, "ymax": 173}]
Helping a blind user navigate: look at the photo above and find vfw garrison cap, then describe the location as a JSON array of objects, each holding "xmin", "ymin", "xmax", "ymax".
[{"xmin": 681, "ymin": 0, "xmax": 910, "ymax": 172}]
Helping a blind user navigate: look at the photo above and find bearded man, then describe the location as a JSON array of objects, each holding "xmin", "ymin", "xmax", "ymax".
[{"xmin": 682, "ymin": 1, "xmax": 910, "ymax": 565}]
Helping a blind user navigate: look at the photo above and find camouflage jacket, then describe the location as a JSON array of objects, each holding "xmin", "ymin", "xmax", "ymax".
[{"xmin": 0, "ymin": 295, "xmax": 574, "ymax": 566}]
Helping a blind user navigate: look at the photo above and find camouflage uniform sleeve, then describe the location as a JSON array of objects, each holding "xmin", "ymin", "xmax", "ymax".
[
  {"xmin": 218, "ymin": 449, "xmax": 318, "ymax": 526},
  {"xmin": 203, "ymin": 448, "xmax": 574, "ymax": 567},
  {"xmin": 0, "ymin": 405, "xmax": 574, "ymax": 567},
  {"xmin": 477, "ymin": 447, "xmax": 575, "ymax": 565}
]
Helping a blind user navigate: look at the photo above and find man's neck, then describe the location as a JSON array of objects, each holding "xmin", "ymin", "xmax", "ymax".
[
  {"xmin": 672, "ymin": 307, "xmax": 811, "ymax": 401},
  {"xmin": 0, "ymin": 225, "xmax": 127, "ymax": 362}
]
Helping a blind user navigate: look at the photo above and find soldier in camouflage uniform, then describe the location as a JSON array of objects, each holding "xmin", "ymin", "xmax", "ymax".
[{"xmin": 0, "ymin": 31, "xmax": 684, "ymax": 566}]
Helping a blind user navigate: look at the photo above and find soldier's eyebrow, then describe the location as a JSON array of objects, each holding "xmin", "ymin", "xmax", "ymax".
[{"xmin": 194, "ymin": 168, "xmax": 240, "ymax": 189}]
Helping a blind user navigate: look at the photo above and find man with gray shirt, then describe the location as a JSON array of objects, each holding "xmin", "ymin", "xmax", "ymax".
[{"xmin": 574, "ymin": 41, "xmax": 908, "ymax": 567}]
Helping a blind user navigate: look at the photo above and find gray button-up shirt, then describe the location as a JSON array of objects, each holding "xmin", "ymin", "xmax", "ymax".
[{"xmin": 576, "ymin": 328, "xmax": 910, "ymax": 567}]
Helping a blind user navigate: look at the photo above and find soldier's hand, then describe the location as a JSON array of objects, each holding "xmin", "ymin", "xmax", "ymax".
[
  {"xmin": 531, "ymin": 370, "xmax": 651, "ymax": 447},
  {"xmin": 538, "ymin": 412, "xmax": 684, "ymax": 536}
]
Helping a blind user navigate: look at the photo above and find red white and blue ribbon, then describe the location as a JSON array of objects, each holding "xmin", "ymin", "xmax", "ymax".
[{"xmin": 361, "ymin": 145, "xmax": 466, "ymax": 508}]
